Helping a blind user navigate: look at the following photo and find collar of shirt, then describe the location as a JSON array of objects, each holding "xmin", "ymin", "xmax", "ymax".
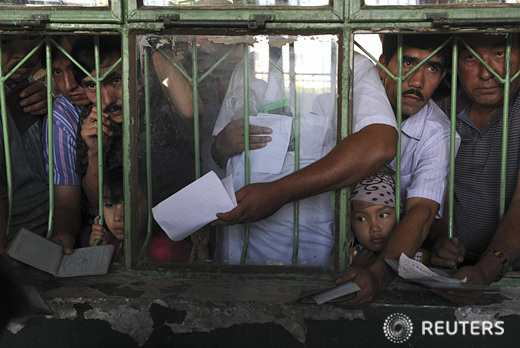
[{"xmin": 456, "ymin": 90, "xmax": 520, "ymax": 134}]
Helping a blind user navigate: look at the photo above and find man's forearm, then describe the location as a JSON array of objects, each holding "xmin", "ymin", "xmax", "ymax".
[
  {"xmin": 272, "ymin": 124, "xmax": 397, "ymax": 203},
  {"xmin": 380, "ymin": 198, "xmax": 438, "ymax": 261}
]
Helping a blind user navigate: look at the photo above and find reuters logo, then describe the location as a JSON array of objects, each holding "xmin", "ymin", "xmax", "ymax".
[{"xmin": 383, "ymin": 313, "xmax": 413, "ymax": 343}]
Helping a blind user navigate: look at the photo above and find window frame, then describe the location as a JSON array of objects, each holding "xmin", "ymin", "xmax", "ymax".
[
  {"xmin": 350, "ymin": 0, "xmax": 520, "ymax": 23},
  {"xmin": 0, "ymin": 0, "xmax": 122, "ymax": 24},
  {"xmin": 126, "ymin": 0, "xmax": 344, "ymax": 23}
]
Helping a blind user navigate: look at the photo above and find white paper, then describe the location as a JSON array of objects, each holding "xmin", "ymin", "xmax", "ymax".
[
  {"xmin": 397, "ymin": 253, "xmax": 467, "ymax": 284},
  {"xmin": 152, "ymin": 171, "xmax": 237, "ymax": 241},
  {"xmin": 312, "ymin": 281, "xmax": 361, "ymax": 305},
  {"xmin": 57, "ymin": 245, "xmax": 114, "ymax": 277},
  {"xmin": 249, "ymin": 113, "xmax": 293, "ymax": 174}
]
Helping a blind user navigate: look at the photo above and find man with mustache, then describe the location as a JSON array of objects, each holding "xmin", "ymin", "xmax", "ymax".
[
  {"xmin": 0, "ymin": 34, "xmax": 53, "ymax": 252},
  {"xmin": 332, "ymin": 34, "xmax": 460, "ymax": 308},
  {"xmin": 430, "ymin": 33, "xmax": 520, "ymax": 304}
]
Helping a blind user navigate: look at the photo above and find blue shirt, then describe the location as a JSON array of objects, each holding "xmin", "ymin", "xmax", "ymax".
[{"xmin": 43, "ymin": 95, "xmax": 82, "ymax": 186}]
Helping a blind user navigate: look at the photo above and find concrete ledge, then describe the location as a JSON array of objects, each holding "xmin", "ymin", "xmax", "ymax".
[{"xmin": 2, "ymin": 266, "xmax": 520, "ymax": 347}]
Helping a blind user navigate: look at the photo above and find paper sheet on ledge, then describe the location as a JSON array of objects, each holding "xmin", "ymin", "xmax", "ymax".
[
  {"xmin": 152, "ymin": 171, "xmax": 237, "ymax": 241},
  {"xmin": 397, "ymin": 253, "xmax": 467, "ymax": 284},
  {"xmin": 385, "ymin": 254, "xmax": 501, "ymax": 292}
]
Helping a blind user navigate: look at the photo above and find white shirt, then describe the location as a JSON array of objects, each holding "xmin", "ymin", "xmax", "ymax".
[{"xmin": 212, "ymin": 52, "xmax": 396, "ymax": 266}]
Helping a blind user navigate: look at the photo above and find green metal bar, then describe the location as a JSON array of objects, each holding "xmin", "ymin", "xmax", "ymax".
[
  {"xmin": 339, "ymin": 29, "xmax": 352, "ymax": 274},
  {"xmin": 0, "ymin": 34, "xmax": 12, "ymax": 238},
  {"xmin": 121, "ymin": 30, "xmax": 132, "ymax": 268},
  {"xmin": 240, "ymin": 43, "xmax": 250, "ymax": 265},
  {"xmin": 139, "ymin": 46, "xmax": 153, "ymax": 259},
  {"xmin": 291, "ymin": 43, "xmax": 301, "ymax": 267},
  {"xmin": 192, "ymin": 35, "xmax": 201, "ymax": 180},
  {"xmin": 499, "ymin": 34, "xmax": 512, "ymax": 220},
  {"xmin": 448, "ymin": 36, "xmax": 459, "ymax": 240},
  {"xmin": 45, "ymin": 37, "xmax": 55, "ymax": 240},
  {"xmin": 395, "ymin": 34, "xmax": 403, "ymax": 222},
  {"xmin": 189, "ymin": 35, "xmax": 200, "ymax": 264},
  {"xmin": 94, "ymin": 35, "xmax": 105, "ymax": 245}
]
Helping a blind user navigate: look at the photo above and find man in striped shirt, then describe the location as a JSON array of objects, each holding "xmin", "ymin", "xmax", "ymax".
[
  {"xmin": 431, "ymin": 33, "xmax": 520, "ymax": 304},
  {"xmin": 42, "ymin": 36, "xmax": 92, "ymax": 254}
]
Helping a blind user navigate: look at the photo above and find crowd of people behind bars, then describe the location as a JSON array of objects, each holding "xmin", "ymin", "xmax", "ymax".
[{"xmin": 0, "ymin": 31, "xmax": 520, "ymax": 322}]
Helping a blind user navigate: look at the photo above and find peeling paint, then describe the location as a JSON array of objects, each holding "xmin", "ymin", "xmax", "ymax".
[{"xmin": 84, "ymin": 304, "xmax": 154, "ymax": 346}]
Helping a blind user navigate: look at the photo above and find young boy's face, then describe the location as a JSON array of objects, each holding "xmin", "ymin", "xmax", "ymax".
[
  {"xmin": 2, "ymin": 34, "xmax": 43, "ymax": 81},
  {"xmin": 351, "ymin": 200, "xmax": 396, "ymax": 253},
  {"xmin": 103, "ymin": 199, "xmax": 124, "ymax": 241},
  {"xmin": 103, "ymin": 194, "xmax": 148, "ymax": 241}
]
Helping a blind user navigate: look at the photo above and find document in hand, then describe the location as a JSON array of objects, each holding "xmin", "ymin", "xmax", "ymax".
[
  {"xmin": 6, "ymin": 228, "xmax": 114, "ymax": 277},
  {"xmin": 298, "ymin": 281, "xmax": 361, "ymax": 305},
  {"xmin": 152, "ymin": 171, "xmax": 237, "ymax": 241},
  {"xmin": 385, "ymin": 253, "xmax": 500, "ymax": 293}
]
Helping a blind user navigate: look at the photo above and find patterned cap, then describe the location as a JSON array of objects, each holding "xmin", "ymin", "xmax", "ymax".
[{"xmin": 351, "ymin": 172, "xmax": 395, "ymax": 207}]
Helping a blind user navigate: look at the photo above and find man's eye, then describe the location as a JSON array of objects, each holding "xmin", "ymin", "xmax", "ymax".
[
  {"xmin": 356, "ymin": 216, "xmax": 366, "ymax": 222},
  {"xmin": 112, "ymin": 77, "xmax": 121, "ymax": 85},
  {"xmin": 428, "ymin": 65, "xmax": 439, "ymax": 73},
  {"xmin": 104, "ymin": 203, "xmax": 113, "ymax": 208},
  {"xmin": 52, "ymin": 69, "xmax": 61, "ymax": 77},
  {"xmin": 403, "ymin": 60, "xmax": 413, "ymax": 67},
  {"xmin": 85, "ymin": 82, "xmax": 96, "ymax": 89},
  {"xmin": 380, "ymin": 213, "xmax": 390, "ymax": 218},
  {"xmin": 496, "ymin": 51, "xmax": 505, "ymax": 57}
]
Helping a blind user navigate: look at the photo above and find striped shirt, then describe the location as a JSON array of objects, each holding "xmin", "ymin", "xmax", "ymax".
[
  {"xmin": 389, "ymin": 99, "xmax": 460, "ymax": 219},
  {"xmin": 42, "ymin": 95, "xmax": 82, "ymax": 186},
  {"xmin": 444, "ymin": 91, "xmax": 520, "ymax": 269}
]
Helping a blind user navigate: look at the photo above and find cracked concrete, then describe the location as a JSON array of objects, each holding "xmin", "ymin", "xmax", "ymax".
[{"xmin": 2, "ymin": 266, "xmax": 520, "ymax": 347}]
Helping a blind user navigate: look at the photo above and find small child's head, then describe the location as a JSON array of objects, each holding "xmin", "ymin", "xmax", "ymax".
[
  {"xmin": 351, "ymin": 172, "xmax": 396, "ymax": 253},
  {"xmin": 102, "ymin": 163, "xmax": 148, "ymax": 241},
  {"xmin": 103, "ymin": 164, "xmax": 125, "ymax": 240}
]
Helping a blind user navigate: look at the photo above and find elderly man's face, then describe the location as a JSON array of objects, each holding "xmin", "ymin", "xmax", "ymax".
[
  {"xmin": 378, "ymin": 46, "xmax": 446, "ymax": 119},
  {"xmin": 458, "ymin": 33, "xmax": 520, "ymax": 112},
  {"xmin": 82, "ymin": 54, "xmax": 123, "ymax": 123},
  {"xmin": 2, "ymin": 34, "xmax": 43, "ymax": 81}
]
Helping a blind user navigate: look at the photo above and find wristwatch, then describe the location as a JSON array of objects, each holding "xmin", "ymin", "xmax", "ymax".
[{"xmin": 483, "ymin": 249, "xmax": 508, "ymax": 282}]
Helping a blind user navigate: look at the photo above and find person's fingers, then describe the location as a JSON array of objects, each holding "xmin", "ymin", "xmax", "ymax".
[
  {"xmin": 249, "ymin": 135, "xmax": 272, "ymax": 144},
  {"xmin": 249, "ymin": 125, "xmax": 273, "ymax": 135},
  {"xmin": 214, "ymin": 205, "xmax": 247, "ymax": 225}
]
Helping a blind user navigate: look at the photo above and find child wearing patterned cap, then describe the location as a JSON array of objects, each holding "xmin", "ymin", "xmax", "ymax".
[{"xmin": 350, "ymin": 172, "xmax": 430, "ymax": 266}]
